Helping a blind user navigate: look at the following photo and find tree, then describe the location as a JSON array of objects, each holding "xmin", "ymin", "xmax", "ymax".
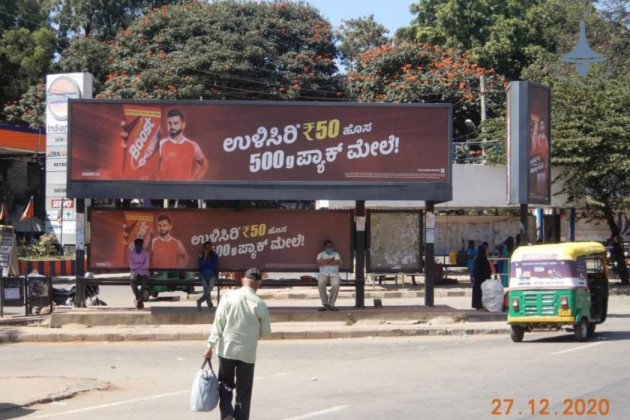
[
  {"xmin": 97, "ymin": 1, "xmax": 340, "ymax": 100},
  {"xmin": 49, "ymin": 0, "xmax": 175, "ymax": 50},
  {"xmin": 334, "ymin": 15, "xmax": 389, "ymax": 69},
  {"xmin": 0, "ymin": 27, "xmax": 55, "ymax": 100},
  {"xmin": 0, "ymin": 0, "xmax": 53, "ymax": 117},
  {"xmin": 345, "ymin": 40, "xmax": 504, "ymax": 139},
  {"xmin": 2, "ymin": 82, "xmax": 45, "ymax": 129},
  {"xmin": 57, "ymin": 35, "xmax": 113, "ymax": 93},
  {"xmin": 550, "ymin": 74, "xmax": 630, "ymax": 284},
  {"xmin": 397, "ymin": 0, "xmax": 560, "ymax": 80}
]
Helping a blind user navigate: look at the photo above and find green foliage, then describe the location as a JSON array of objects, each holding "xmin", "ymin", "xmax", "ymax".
[
  {"xmin": 49, "ymin": 0, "xmax": 175, "ymax": 50},
  {"xmin": 334, "ymin": 15, "xmax": 390, "ymax": 69},
  {"xmin": 18, "ymin": 232, "xmax": 58, "ymax": 258},
  {"xmin": 2, "ymin": 82, "xmax": 45, "ymax": 128},
  {"xmin": 57, "ymin": 36, "xmax": 112, "ymax": 92},
  {"xmin": 0, "ymin": 1, "xmax": 53, "ymax": 114},
  {"xmin": 551, "ymin": 75, "xmax": 630, "ymax": 212},
  {"xmin": 398, "ymin": 0, "xmax": 561, "ymax": 80},
  {"xmin": 97, "ymin": 1, "xmax": 340, "ymax": 100},
  {"xmin": 346, "ymin": 40, "xmax": 505, "ymax": 138}
]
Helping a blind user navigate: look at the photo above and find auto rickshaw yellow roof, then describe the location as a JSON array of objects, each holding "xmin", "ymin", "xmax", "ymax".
[{"xmin": 510, "ymin": 242, "xmax": 606, "ymax": 262}]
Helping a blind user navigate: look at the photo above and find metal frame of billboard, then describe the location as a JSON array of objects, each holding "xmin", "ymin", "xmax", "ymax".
[
  {"xmin": 366, "ymin": 210, "xmax": 424, "ymax": 273},
  {"xmin": 507, "ymin": 81, "xmax": 551, "ymax": 205},
  {"xmin": 87, "ymin": 207, "xmax": 355, "ymax": 273},
  {"xmin": 67, "ymin": 100, "xmax": 453, "ymax": 201}
]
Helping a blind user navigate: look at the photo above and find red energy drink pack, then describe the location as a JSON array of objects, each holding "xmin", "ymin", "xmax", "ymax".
[
  {"xmin": 122, "ymin": 105, "xmax": 161, "ymax": 179},
  {"xmin": 123, "ymin": 212, "xmax": 154, "ymax": 252}
]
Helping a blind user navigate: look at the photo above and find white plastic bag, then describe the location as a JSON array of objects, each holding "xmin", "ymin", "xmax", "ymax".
[
  {"xmin": 190, "ymin": 359, "xmax": 219, "ymax": 412},
  {"xmin": 481, "ymin": 278, "xmax": 504, "ymax": 312}
]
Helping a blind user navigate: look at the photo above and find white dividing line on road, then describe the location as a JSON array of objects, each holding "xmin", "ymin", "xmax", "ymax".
[
  {"xmin": 282, "ymin": 405, "xmax": 350, "ymax": 420},
  {"xmin": 550, "ymin": 342, "xmax": 603, "ymax": 355},
  {"xmin": 29, "ymin": 390, "xmax": 189, "ymax": 419}
]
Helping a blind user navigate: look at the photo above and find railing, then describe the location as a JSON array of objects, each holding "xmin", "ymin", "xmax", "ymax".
[{"xmin": 451, "ymin": 140, "xmax": 501, "ymax": 164}]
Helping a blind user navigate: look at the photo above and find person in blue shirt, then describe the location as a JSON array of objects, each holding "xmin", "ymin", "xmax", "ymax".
[
  {"xmin": 197, "ymin": 241, "xmax": 219, "ymax": 310},
  {"xmin": 466, "ymin": 240, "xmax": 477, "ymax": 284}
]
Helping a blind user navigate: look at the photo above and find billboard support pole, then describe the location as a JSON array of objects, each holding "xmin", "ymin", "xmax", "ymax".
[
  {"xmin": 74, "ymin": 198, "xmax": 86, "ymax": 307},
  {"xmin": 354, "ymin": 200, "xmax": 365, "ymax": 308},
  {"xmin": 520, "ymin": 204, "xmax": 529, "ymax": 246},
  {"xmin": 424, "ymin": 202, "xmax": 435, "ymax": 307},
  {"xmin": 569, "ymin": 208, "xmax": 576, "ymax": 242}
]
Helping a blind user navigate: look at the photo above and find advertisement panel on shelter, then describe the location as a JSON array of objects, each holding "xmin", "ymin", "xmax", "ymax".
[
  {"xmin": 528, "ymin": 84, "xmax": 551, "ymax": 204},
  {"xmin": 69, "ymin": 101, "xmax": 450, "ymax": 195},
  {"xmin": 89, "ymin": 209, "xmax": 352, "ymax": 272}
]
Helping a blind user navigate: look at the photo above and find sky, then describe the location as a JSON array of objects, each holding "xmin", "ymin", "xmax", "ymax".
[{"xmin": 300, "ymin": 0, "xmax": 416, "ymax": 35}]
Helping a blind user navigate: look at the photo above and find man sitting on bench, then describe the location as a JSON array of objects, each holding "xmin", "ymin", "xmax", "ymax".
[
  {"xmin": 316, "ymin": 240, "xmax": 342, "ymax": 312},
  {"xmin": 129, "ymin": 238, "xmax": 150, "ymax": 309}
]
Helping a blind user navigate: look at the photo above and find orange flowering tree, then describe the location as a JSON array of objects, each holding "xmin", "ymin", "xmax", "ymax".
[
  {"xmin": 97, "ymin": 1, "xmax": 340, "ymax": 100},
  {"xmin": 346, "ymin": 41, "xmax": 504, "ymax": 138}
]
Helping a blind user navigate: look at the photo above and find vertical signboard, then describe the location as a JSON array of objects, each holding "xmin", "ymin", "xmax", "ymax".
[
  {"xmin": 507, "ymin": 81, "xmax": 551, "ymax": 205},
  {"xmin": 45, "ymin": 73, "xmax": 93, "ymax": 245},
  {"xmin": 528, "ymin": 85, "xmax": 551, "ymax": 204}
]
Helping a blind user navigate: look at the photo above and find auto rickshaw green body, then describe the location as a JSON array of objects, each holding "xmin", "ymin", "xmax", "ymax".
[{"xmin": 507, "ymin": 242, "xmax": 609, "ymax": 342}]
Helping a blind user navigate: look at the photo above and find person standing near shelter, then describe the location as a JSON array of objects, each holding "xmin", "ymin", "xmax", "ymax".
[
  {"xmin": 197, "ymin": 241, "xmax": 218, "ymax": 310},
  {"xmin": 495, "ymin": 236, "xmax": 514, "ymax": 287},
  {"xmin": 466, "ymin": 240, "xmax": 477, "ymax": 283},
  {"xmin": 316, "ymin": 239, "xmax": 342, "ymax": 311},
  {"xmin": 472, "ymin": 244, "xmax": 492, "ymax": 310},
  {"xmin": 128, "ymin": 238, "xmax": 150, "ymax": 309},
  {"xmin": 203, "ymin": 268, "xmax": 271, "ymax": 420}
]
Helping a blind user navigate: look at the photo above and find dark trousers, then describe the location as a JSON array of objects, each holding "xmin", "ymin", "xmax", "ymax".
[
  {"xmin": 218, "ymin": 356, "xmax": 255, "ymax": 420},
  {"xmin": 130, "ymin": 274, "xmax": 147, "ymax": 301}
]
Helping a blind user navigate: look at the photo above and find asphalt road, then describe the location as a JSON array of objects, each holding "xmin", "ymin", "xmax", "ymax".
[{"xmin": 2, "ymin": 317, "xmax": 629, "ymax": 420}]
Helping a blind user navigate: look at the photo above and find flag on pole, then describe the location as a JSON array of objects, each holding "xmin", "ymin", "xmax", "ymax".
[
  {"xmin": 0, "ymin": 203, "xmax": 5, "ymax": 222},
  {"xmin": 20, "ymin": 196, "xmax": 34, "ymax": 222}
]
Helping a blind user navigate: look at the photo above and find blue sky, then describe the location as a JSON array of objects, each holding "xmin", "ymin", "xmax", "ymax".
[{"xmin": 302, "ymin": 0, "xmax": 416, "ymax": 35}]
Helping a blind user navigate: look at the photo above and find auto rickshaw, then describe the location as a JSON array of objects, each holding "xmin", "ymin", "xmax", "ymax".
[{"xmin": 507, "ymin": 242, "xmax": 609, "ymax": 342}]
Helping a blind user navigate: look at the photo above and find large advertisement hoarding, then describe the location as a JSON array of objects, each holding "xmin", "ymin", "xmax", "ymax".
[
  {"xmin": 68, "ymin": 101, "xmax": 452, "ymax": 201},
  {"xmin": 528, "ymin": 85, "xmax": 551, "ymax": 204},
  {"xmin": 507, "ymin": 82, "xmax": 551, "ymax": 205},
  {"xmin": 89, "ymin": 209, "xmax": 352, "ymax": 272}
]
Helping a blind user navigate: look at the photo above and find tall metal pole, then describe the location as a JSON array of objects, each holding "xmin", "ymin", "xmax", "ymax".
[
  {"xmin": 354, "ymin": 200, "xmax": 365, "ymax": 308},
  {"xmin": 480, "ymin": 74, "xmax": 487, "ymax": 122},
  {"xmin": 424, "ymin": 202, "xmax": 435, "ymax": 307},
  {"xmin": 520, "ymin": 204, "xmax": 529, "ymax": 246},
  {"xmin": 74, "ymin": 198, "xmax": 86, "ymax": 307}
]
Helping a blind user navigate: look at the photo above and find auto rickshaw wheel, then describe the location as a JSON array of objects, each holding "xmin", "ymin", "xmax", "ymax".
[
  {"xmin": 574, "ymin": 318, "xmax": 589, "ymax": 342},
  {"xmin": 587, "ymin": 322, "xmax": 596, "ymax": 336},
  {"xmin": 141, "ymin": 288, "xmax": 151, "ymax": 302},
  {"xmin": 510, "ymin": 325, "xmax": 525, "ymax": 342}
]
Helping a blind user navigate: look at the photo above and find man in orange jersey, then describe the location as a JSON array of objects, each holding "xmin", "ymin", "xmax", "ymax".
[
  {"xmin": 158, "ymin": 109, "xmax": 208, "ymax": 180},
  {"xmin": 151, "ymin": 214, "xmax": 189, "ymax": 269}
]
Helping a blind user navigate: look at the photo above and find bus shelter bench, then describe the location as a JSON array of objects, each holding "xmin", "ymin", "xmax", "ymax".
[{"xmin": 75, "ymin": 276, "xmax": 356, "ymax": 306}]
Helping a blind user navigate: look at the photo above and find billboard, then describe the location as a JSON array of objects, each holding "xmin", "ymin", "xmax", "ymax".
[
  {"xmin": 89, "ymin": 209, "xmax": 353, "ymax": 272},
  {"xmin": 528, "ymin": 85, "xmax": 551, "ymax": 203},
  {"xmin": 68, "ymin": 101, "xmax": 452, "ymax": 201},
  {"xmin": 507, "ymin": 82, "xmax": 551, "ymax": 205}
]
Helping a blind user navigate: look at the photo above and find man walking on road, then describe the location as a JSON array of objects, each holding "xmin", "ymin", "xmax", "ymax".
[{"xmin": 203, "ymin": 268, "xmax": 271, "ymax": 420}]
